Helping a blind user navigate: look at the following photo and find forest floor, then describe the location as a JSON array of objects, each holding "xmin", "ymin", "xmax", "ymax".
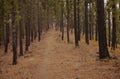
[{"xmin": 0, "ymin": 29, "xmax": 120, "ymax": 79}]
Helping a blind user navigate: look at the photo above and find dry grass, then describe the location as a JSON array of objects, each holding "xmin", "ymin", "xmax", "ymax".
[{"xmin": 0, "ymin": 29, "xmax": 120, "ymax": 79}]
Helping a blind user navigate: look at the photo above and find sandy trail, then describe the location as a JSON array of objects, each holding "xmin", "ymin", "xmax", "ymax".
[{"xmin": 0, "ymin": 29, "xmax": 120, "ymax": 79}]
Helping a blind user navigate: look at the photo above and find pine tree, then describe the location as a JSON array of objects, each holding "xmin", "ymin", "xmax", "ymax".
[{"xmin": 96, "ymin": 0, "xmax": 110, "ymax": 59}]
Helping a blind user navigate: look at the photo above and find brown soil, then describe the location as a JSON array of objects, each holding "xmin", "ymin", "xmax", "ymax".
[{"xmin": 0, "ymin": 29, "xmax": 120, "ymax": 79}]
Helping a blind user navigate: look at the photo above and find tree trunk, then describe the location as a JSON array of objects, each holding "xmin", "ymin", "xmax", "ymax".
[
  {"xmin": 97, "ymin": 0, "xmax": 110, "ymax": 59},
  {"xmin": 5, "ymin": 15, "xmax": 10, "ymax": 53},
  {"xmin": 77, "ymin": 0, "xmax": 81, "ymax": 41},
  {"xmin": 108, "ymin": 10, "xmax": 111, "ymax": 47},
  {"xmin": 74, "ymin": 0, "xmax": 79, "ymax": 47},
  {"xmin": 89, "ymin": 3, "xmax": 92, "ymax": 40},
  {"xmin": 12, "ymin": 0, "xmax": 17, "ymax": 65},
  {"xmin": 19, "ymin": 20, "xmax": 23, "ymax": 56},
  {"xmin": 95, "ymin": 24, "xmax": 98, "ymax": 41},
  {"xmin": 0, "ymin": 0, "xmax": 4, "ymax": 47},
  {"xmin": 38, "ymin": 2, "xmax": 42, "ymax": 41},
  {"xmin": 85, "ymin": 1, "xmax": 89, "ymax": 44},
  {"xmin": 66, "ymin": 0, "xmax": 70, "ymax": 43},
  {"xmin": 61, "ymin": 1, "xmax": 64, "ymax": 40},
  {"xmin": 25, "ymin": 3, "xmax": 30, "ymax": 52},
  {"xmin": 112, "ymin": 2, "xmax": 117, "ymax": 50},
  {"xmin": 19, "ymin": 0, "xmax": 23, "ymax": 56}
]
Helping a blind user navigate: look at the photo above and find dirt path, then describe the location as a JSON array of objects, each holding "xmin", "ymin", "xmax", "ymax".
[{"xmin": 0, "ymin": 29, "xmax": 120, "ymax": 79}]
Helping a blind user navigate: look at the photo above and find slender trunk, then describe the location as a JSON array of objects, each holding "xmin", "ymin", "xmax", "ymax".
[
  {"xmin": 31, "ymin": 24, "xmax": 34, "ymax": 42},
  {"xmin": 19, "ymin": 0, "xmax": 23, "ymax": 56},
  {"xmin": 112, "ymin": 3, "xmax": 117, "ymax": 50},
  {"xmin": 77, "ymin": 0, "xmax": 81, "ymax": 41},
  {"xmin": 19, "ymin": 20, "xmax": 23, "ymax": 56},
  {"xmin": 12, "ymin": 0, "xmax": 17, "ymax": 65},
  {"xmin": 38, "ymin": 2, "xmax": 42, "ymax": 41},
  {"xmin": 30, "ymin": 6, "xmax": 34, "ymax": 42},
  {"xmin": 66, "ymin": 0, "xmax": 70, "ymax": 43},
  {"xmin": 108, "ymin": 10, "xmax": 111, "ymax": 47},
  {"xmin": 85, "ymin": 1, "xmax": 89, "ymax": 44},
  {"xmin": 25, "ymin": 4, "xmax": 30, "ymax": 51},
  {"xmin": 46, "ymin": 0, "xmax": 49, "ymax": 31},
  {"xmin": 1, "ymin": 0, "xmax": 4, "ymax": 47},
  {"xmin": 5, "ymin": 15, "xmax": 10, "ymax": 53},
  {"xmin": 74, "ymin": 0, "xmax": 79, "ymax": 47},
  {"xmin": 89, "ymin": 3, "xmax": 92, "ymax": 40},
  {"xmin": 61, "ymin": 1, "xmax": 64, "ymax": 40},
  {"xmin": 95, "ymin": 24, "xmax": 98, "ymax": 41}
]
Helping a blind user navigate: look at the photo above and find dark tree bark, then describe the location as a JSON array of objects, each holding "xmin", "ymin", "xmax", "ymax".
[
  {"xmin": 96, "ymin": 0, "xmax": 110, "ymax": 59},
  {"xmin": 30, "ymin": 5, "xmax": 34, "ymax": 42},
  {"xmin": 77, "ymin": 0, "xmax": 81, "ymax": 41},
  {"xmin": 81, "ymin": 5, "xmax": 85, "ymax": 35},
  {"xmin": 28, "ymin": 20, "xmax": 31, "ymax": 46},
  {"xmin": 12, "ymin": 0, "xmax": 17, "ymax": 65},
  {"xmin": 66, "ymin": 0, "xmax": 70, "ymax": 43},
  {"xmin": 46, "ymin": 0, "xmax": 49, "ymax": 31},
  {"xmin": 91, "ymin": 3, "xmax": 94, "ymax": 40},
  {"xmin": 5, "ymin": 15, "xmax": 10, "ymax": 53},
  {"xmin": 0, "ymin": 0, "xmax": 5, "ymax": 47},
  {"xmin": 25, "ymin": 17, "xmax": 29, "ymax": 51},
  {"xmin": 19, "ymin": 20, "xmax": 23, "ymax": 56},
  {"xmin": 31, "ymin": 21, "xmax": 34, "ymax": 42},
  {"xmin": 19, "ymin": 0, "xmax": 23, "ymax": 56},
  {"xmin": 38, "ymin": 2, "xmax": 42, "ymax": 41},
  {"xmin": 94, "ymin": 2, "xmax": 98, "ymax": 41},
  {"xmin": 25, "ymin": 21, "xmax": 29, "ymax": 51},
  {"xmin": 74, "ymin": 0, "xmax": 79, "ymax": 47},
  {"xmin": 112, "ymin": 2, "xmax": 117, "ymax": 50},
  {"xmin": 108, "ymin": 10, "xmax": 111, "ymax": 47},
  {"xmin": 25, "ymin": 2, "xmax": 30, "ymax": 52},
  {"xmin": 89, "ymin": 3, "xmax": 92, "ymax": 40},
  {"xmin": 61, "ymin": 0, "xmax": 64, "ymax": 40},
  {"xmin": 82, "ymin": 15, "xmax": 85, "ymax": 35},
  {"xmin": 95, "ymin": 24, "xmax": 98, "ymax": 41},
  {"xmin": 0, "ymin": 3, "xmax": 2, "ymax": 47},
  {"xmin": 95, "ymin": 9, "xmax": 98, "ymax": 41},
  {"xmin": 85, "ymin": 0, "xmax": 89, "ymax": 44}
]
